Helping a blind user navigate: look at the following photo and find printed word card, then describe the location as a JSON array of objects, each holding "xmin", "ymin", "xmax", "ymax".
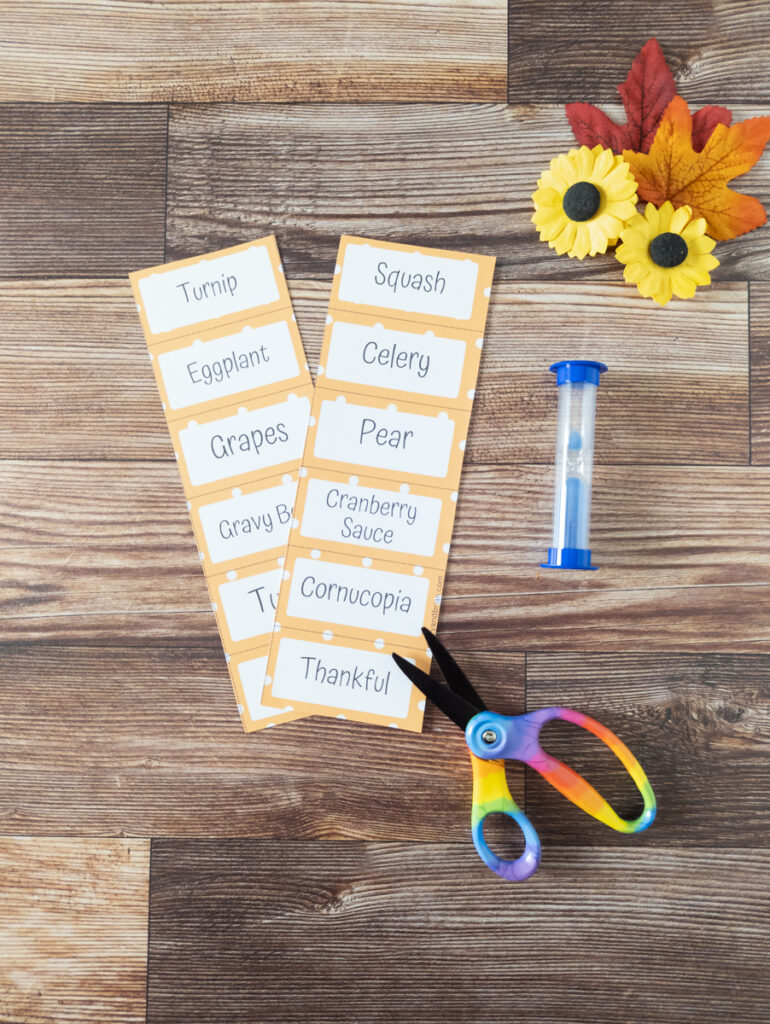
[
  {"xmin": 130, "ymin": 238, "xmax": 314, "ymax": 732},
  {"xmin": 262, "ymin": 236, "xmax": 495, "ymax": 731}
]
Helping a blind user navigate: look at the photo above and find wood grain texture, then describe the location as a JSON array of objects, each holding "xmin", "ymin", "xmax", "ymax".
[
  {"xmin": 0, "ymin": 279, "xmax": 749, "ymax": 464},
  {"xmin": 750, "ymin": 281, "xmax": 770, "ymax": 464},
  {"xmin": 147, "ymin": 840, "xmax": 770, "ymax": 1024},
  {"xmin": 3, "ymin": 460, "xmax": 769, "ymax": 649},
  {"xmin": 3, "ymin": 638, "xmax": 767, "ymax": 847},
  {"xmin": 0, "ymin": 643, "xmax": 523, "ymax": 838},
  {"xmin": 525, "ymin": 653, "xmax": 770, "ymax": 846},
  {"xmin": 0, "ymin": 1, "xmax": 507, "ymax": 103},
  {"xmin": 0, "ymin": 837, "xmax": 149, "ymax": 1024},
  {"xmin": 0, "ymin": 106, "xmax": 167, "ymax": 278},
  {"xmin": 509, "ymin": 1, "xmax": 770, "ymax": 104},
  {"xmin": 165, "ymin": 102, "xmax": 770, "ymax": 279}
]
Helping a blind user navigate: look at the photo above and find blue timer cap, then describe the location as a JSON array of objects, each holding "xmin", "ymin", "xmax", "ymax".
[
  {"xmin": 549, "ymin": 360, "xmax": 608, "ymax": 386},
  {"xmin": 541, "ymin": 547, "xmax": 597, "ymax": 570}
]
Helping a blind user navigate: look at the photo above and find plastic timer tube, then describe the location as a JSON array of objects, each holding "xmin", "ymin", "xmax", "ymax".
[{"xmin": 541, "ymin": 360, "xmax": 607, "ymax": 570}]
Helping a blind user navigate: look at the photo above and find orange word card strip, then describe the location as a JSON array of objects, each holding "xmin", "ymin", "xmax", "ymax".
[
  {"xmin": 262, "ymin": 236, "xmax": 495, "ymax": 731},
  {"xmin": 130, "ymin": 237, "xmax": 313, "ymax": 731}
]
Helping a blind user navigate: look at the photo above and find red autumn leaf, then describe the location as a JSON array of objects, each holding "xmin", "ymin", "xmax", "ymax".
[
  {"xmin": 691, "ymin": 105, "xmax": 733, "ymax": 150},
  {"xmin": 623, "ymin": 96, "xmax": 770, "ymax": 240},
  {"xmin": 566, "ymin": 38, "xmax": 732, "ymax": 153}
]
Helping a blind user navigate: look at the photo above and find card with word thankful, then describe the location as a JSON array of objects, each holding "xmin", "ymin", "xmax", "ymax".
[
  {"xmin": 129, "ymin": 237, "xmax": 314, "ymax": 731},
  {"xmin": 262, "ymin": 236, "xmax": 495, "ymax": 731}
]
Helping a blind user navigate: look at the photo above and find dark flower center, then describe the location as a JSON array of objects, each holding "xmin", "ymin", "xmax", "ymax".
[
  {"xmin": 562, "ymin": 182, "xmax": 601, "ymax": 222},
  {"xmin": 649, "ymin": 232, "xmax": 689, "ymax": 268}
]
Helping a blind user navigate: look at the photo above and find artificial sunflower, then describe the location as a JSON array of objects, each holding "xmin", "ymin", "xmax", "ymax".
[
  {"xmin": 615, "ymin": 202, "xmax": 720, "ymax": 306},
  {"xmin": 531, "ymin": 145, "xmax": 638, "ymax": 259}
]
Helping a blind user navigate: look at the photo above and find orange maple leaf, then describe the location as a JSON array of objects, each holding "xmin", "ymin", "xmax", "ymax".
[{"xmin": 623, "ymin": 96, "xmax": 770, "ymax": 240}]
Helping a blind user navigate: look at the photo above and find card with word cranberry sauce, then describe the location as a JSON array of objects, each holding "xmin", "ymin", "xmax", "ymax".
[
  {"xmin": 130, "ymin": 237, "xmax": 314, "ymax": 731},
  {"xmin": 262, "ymin": 236, "xmax": 495, "ymax": 732}
]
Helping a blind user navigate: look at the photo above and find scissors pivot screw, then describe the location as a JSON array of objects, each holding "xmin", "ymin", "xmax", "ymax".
[{"xmin": 481, "ymin": 729, "xmax": 498, "ymax": 745}]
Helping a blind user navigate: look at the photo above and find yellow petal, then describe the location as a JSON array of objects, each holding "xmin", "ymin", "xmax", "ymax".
[
  {"xmin": 548, "ymin": 220, "xmax": 573, "ymax": 254},
  {"xmin": 655, "ymin": 202, "xmax": 674, "ymax": 232},
  {"xmin": 571, "ymin": 225, "xmax": 592, "ymax": 259},
  {"xmin": 618, "ymin": 227, "xmax": 651, "ymax": 249},
  {"xmin": 623, "ymin": 212, "xmax": 648, "ymax": 234},
  {"xmin": 622, "ymin": 259, "xmax": 648, "ymax": 284},
  {"xmin": 636, "ymin": 268, "xmax": 659, "ymax": 298},
  {"xmin": 609, "ymin": 179, "xmax": 639, "ymax": 201},
  {"xmin": 671, "ymin": 269, "xmax": 698, "ymax": 299},
  {"xmin": 533, "ymin": 187, "xmax": 563, "ymax": 208},
  {"xmin": 548, "ymin": 158, "xmax": 572, "ymax": 192},
  {"xmin": 670, "ymin": 205, "xmax": 693, "ymax": 234},
  {"xmin": 600, "ymin": 161, "xmax": 631, "ymax": 186},
  {"xmin": 654, "ymin": 274, "xmax": 673, "ymax": 305},
  {"xmin": 644, "ymin": 204, "xmax": 661, "ymax": 232},
  {"xmin": 577, "ymin": 146, "xmax": 594, "ymax": 179},
  {"xmin": 605, "ymin": 198, "xmax": 638, "ymax": 224},
  {"xmin": 588, "ymin": 221, "xmax": 609, "ymax": 255},
  {"xmin": 690, "ymin": 251, "xmax": 720, "ymax": 273},
  {"xmin": 687, "ymin": 235, "xmax": 716, "ymax": 255},
  {"xmin": 615, "ymin": 241, "xmax": 646, "ymax": 265},
  {"xmin": 682, "ymin": 217, "xmax": 708, "ymax": 243},
  {"xmin": 592, "ymin": 146, "xmax": 615, "ymax": 179},
  {"xmin": 532, "ymin": 209, "xmax": 563, "ymax": 230},
  {"xmin": 556, "ymin": 220, "xmax": 578, "ymax": 253},
  {"xmin": 538, "ymin": 213, "xmax": 568, "ymax": 241},
  {"xmin": 532, "ymin": 203, "xmax": 563, "ymax": 223}
]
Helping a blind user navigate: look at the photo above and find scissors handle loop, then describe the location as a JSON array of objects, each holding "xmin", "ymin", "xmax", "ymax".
[
  {"xmin": 526, "ymin": 707, "xmax": 656, "ymax": 834},
  {"xmin": 466, "ymin": 708, "xmax": 656, "ymax": 835},
  {"xmin": 469, "ymin": 754, "xmax": 541, "ymax": 882}
]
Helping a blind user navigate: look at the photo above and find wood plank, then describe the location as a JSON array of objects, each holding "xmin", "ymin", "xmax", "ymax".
[
  {"xmin": 0, "ymin": 106, "xmax": 166, "ymax": 277},
  {"xmin": 3, "ymin": 639, "xmax": 766, "ymax": 846},
  {"xmin": 438, "ymin": 583, "xmax": 770, "ymax": 652},
  {"xmin": 0, "ymin": 643, "xmax": 523, "ymax": 838},
  {"xmin": 525, "ymin": 653, "xmax": 770, "ymax": 847},
  {"xmin": 0, "ymin": 1, "xmax": 507, "ymax": 103},
  {"xmin": 750, "ymin": 281, "xmax": 770, "ymax": 464},
  {"xmin": 0, "ymin": 837, "xmax": 149, "ymax": 1024},
  {"xmin": 0, "ymin": 281, "xmax": 169, "ymax": 459},
  {"xmin": 166, "ymin": 102, "xmax": 770, "ymax": 280},
  {"xmin": 3, "ymin": 460, "xmax": 769, "ymax": 649},
  {"xmin": 479, "ymin": 281, "xmax": 749, "ymax": 465},
  {"xmin": 0, "ymin": 279, "xmax": 748, "ymax": 464},
  {"xmin": 509, "ymin": 3, "xmax": 770, "ymax": 105},
  {"xmin": 147, "ymin": 840, "xmax": 770, "ymax": 1024}
]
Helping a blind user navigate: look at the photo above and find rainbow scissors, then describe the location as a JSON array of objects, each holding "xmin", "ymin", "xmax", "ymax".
[{"xmin": 393, "ymin": 629, "xmax": 656, "ymax": 881}]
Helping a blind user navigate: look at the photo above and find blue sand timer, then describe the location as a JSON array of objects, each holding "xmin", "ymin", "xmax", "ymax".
[{"xmin": 541, "ymin": 360, "xmax": 607, "ymax": 570}]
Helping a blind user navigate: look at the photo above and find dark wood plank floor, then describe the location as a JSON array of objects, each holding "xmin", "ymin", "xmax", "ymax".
[
  {"xmin": 148, "ymin": 841, "xmax": 770, "ymax": 1024},
  {"xmin": 1, "ymin": 3, "xmax": 769, "ymax": 1022}
]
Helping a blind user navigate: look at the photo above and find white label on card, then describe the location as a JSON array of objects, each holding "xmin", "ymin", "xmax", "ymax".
[
  {"xmin": 300, "ymin": 478, "xmax": 442, "ymax": 557},
  {"xmin": 219, "ymin": 568, "xmax": 283, "ymax": 643},
  {"xmin": 138, "ymin": 245, "xmax": 280, "ymax": 334},
  {"xmin": 237, "ymin": 655, "xmax": 292, "ymax": 720},
  {"xmin": 287, "ymin": 558, "xmax": 429, "ymax": 635},
  {"xmin": 271, "ymin": 638, "xmax": 412, "ymax": 718},
  {"xmin": 198, "ymin": 480, "xmax": 297, "ymax": 563},
  {"xmin": 158, "ymin": 321, "xmax": 300, "ymax": 409},
  {"xmin": 337, "ymin": 243, "xmax": 479, "ymax": 321},
  {"xmin": 324, "ymin": 321, "xmax": 466, "ymax": 399},
  {"xmin": 314, "ymin": 399, "xmax": 455, "ymax": 478},
  {"xmin": 179, "ymin": 395, "xmax": 311, "ymax": 487}
]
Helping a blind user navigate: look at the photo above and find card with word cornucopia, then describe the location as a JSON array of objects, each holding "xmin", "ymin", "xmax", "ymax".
[{"xmin": 532, "ymin": 38, "xmax": 770, "ymax": 305}]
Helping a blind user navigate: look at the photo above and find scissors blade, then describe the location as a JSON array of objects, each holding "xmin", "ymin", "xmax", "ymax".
[
  {"xmin": 392, "ymin": 653, "xmax": 479, "ymax": 732},
  {"xmin": 421, "ymin": 628, "xmax": 487, "ymax": 713}
]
